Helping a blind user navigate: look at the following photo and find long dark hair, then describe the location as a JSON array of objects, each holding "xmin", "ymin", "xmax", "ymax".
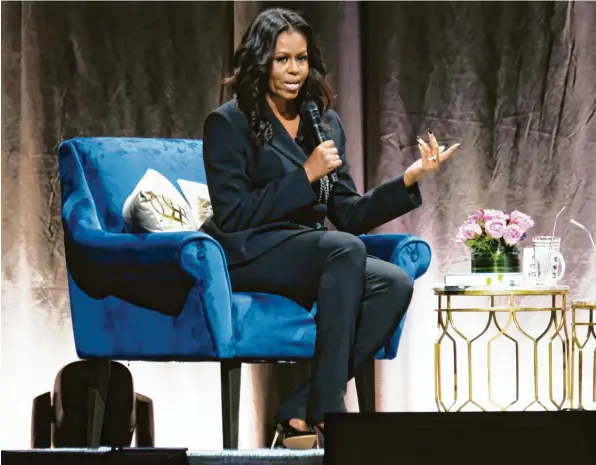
[{"xmin": 224, "ymin": 8, "xmax": 334, "ymax": 144}]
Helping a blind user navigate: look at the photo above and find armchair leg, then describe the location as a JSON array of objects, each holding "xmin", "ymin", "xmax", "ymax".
[
  {"xmin": 87, "ymin": 360, "xmax": 111, "ymax": 448},
  {"xmin": 355, "ymin": 357, "xmax": 376, "ymax": 413},
  {"xmin": 221, "ymin": 360, "xmax": 241, "ymax": 449}
]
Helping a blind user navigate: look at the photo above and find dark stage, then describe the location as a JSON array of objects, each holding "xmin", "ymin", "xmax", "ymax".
[{"xmin": 3, "ymin": 411, "xmax": 595, "ymax": 465}]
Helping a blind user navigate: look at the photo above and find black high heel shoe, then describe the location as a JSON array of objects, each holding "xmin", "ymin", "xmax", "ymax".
[{"xmin": 270, "ymin": 420, "xmax": 318, "ymax": 450}]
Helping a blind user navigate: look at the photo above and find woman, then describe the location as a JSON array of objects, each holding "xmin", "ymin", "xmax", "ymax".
[{"xmin": 203, "ymin": 8, "xmax": 459, "ymax": 448}]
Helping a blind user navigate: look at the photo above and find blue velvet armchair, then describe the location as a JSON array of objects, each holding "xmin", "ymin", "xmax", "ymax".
[{"xmin": 58, "ymin": 137, "xmax": 431, "ymax": 448}]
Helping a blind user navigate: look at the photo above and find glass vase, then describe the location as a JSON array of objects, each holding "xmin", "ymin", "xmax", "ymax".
[{"xmin": 471, "ymin": 244, "xmax": 520, "ymax": 273}]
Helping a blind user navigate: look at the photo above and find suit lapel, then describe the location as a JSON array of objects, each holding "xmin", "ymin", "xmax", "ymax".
[{"xmin": 264, "ymin": 103, "xmax": 308, "ymax": 169}]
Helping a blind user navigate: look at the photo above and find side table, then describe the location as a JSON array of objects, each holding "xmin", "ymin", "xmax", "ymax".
[
  {"xmin": 434, "ymin": 286, "xmax": 570, "ymax": 412},
  {"xmin": 569, "ymin": 300, "xmax": 596, "ymax": 410}
]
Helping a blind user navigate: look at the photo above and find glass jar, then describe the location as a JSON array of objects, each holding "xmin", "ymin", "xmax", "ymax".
[{"xmin": 471, "ymin": 244, "xmax": 520, "ymax": 273}]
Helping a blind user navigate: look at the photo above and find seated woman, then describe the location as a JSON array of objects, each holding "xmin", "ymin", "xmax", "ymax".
[{"xmin": 202, "ymin": 7, "xmax": 460, "ymax": 449}]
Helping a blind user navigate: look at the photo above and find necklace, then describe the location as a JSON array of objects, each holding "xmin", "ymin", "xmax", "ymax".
[{"xmin": 319, "ymin": 175, "xmax": 331, "ymax": 204}]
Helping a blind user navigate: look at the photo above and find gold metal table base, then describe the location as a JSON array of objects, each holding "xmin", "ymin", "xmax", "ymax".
[
  {"xmin": 434, "ymin": 286, "xmax": 570, "ymax": 412},
  {"xmin": 569, "ymin": 300, "xmax": 596, "ymax": 410}
]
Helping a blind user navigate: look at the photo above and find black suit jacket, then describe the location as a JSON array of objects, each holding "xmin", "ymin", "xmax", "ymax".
[{"xmin": 202, "ymin": 99, "xmax": 422, "ymax": 269}]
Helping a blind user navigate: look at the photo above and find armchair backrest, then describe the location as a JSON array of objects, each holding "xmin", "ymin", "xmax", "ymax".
[{"xmin": 58, "ymin": 137, "xmax": 205, "ymax": 233}]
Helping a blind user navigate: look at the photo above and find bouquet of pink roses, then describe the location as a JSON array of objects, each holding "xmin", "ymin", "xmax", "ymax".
[{"xmin": 457, "ymin": 209, "xmax": 535, "ymax": 252}]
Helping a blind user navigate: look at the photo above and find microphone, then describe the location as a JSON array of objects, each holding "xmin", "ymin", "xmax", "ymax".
[{"xmin": 302, "ymin": 101, "xmax": 339, "ymax": 183}]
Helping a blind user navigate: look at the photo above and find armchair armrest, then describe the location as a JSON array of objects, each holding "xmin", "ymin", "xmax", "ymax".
[
  {"xmin": 359, "ymin": 233, "xmax": 432, "ymax": 280},
  {"xmin": 65, "ymin": 227, "xmax": 235, "ymax": 357},
  {"xmin": 360, "ymin": 233, "xmax": 431, "ymax": 360},
  {"xmin": 68, "ymin": 226, "xmax": 222, "ymax": 273}
]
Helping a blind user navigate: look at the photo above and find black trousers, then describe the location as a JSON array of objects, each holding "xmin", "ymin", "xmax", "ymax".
[{"xmin": 229, "ymin": 230, "xmax": 414, "ymax": 423}]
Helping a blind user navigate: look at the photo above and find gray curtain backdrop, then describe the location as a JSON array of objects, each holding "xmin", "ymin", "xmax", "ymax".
[{"xmin": 2, "ymin": 0, "xmax": 595, "ymax": 448}]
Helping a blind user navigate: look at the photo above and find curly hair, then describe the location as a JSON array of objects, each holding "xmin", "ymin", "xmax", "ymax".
[{"xmin": 224, "ymin": 8, "xmax": 335, "ymax": 144}]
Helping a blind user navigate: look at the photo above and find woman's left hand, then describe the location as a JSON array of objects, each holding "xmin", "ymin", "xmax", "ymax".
[{"xmin": 404, "ymin": 129, "xmax": 460, "ymax": 187}]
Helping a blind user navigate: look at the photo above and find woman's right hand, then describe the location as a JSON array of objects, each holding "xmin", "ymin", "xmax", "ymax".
[{"xmin": 303, "ymin": 140, "xmax": 342, "ymax": 183}]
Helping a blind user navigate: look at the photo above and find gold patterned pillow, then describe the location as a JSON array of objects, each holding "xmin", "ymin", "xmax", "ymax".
[
  {"xmin": 123, "ymin": 169, "xmax": 198, "ymax": 233},
  {"xmin": 177, "ymin": 179, "xmax": 213, "ymax": 230}
]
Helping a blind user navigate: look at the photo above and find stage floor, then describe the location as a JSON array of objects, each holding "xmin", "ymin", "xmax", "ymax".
[
  {"xmin": 1, "ymin": 448, "xmax": 324, "ymax": 465},
  {"xmin": 191, "ymin": 449, "xmax": 323, "ymax": 464}
]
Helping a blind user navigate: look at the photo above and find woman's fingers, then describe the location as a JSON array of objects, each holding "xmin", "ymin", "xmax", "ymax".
[
  {"xmin": 438, "ymin": 143, "xmax": 461, "ymax": 163},
  {"xmin": 427, "ymin": 129, "xmax": 440, "ymax": 155},
  {"xmin": 417, "ymin": 137, "xmax": 432, "ymax": 159},
  {"xmin": 418, "ymin": 142, "xmax": 437, "ymax": 171},
  {"xmin": 417, "ymin": 132, "xmax": 460, "ymax": 169}
]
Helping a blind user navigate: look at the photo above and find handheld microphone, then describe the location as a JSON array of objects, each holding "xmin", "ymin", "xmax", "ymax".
[{"xmin": 302, "ymin": 101, "xmax": 339, "ymax": 183}]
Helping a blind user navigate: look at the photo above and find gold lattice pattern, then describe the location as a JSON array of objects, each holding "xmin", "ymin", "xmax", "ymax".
[
  {"xmin": 569, "ymin": 301, "xmax": 596, "ymax": 410},
  {"xmin": 434, "ymin": 288, "xmax": 570, "ymax": 412}
]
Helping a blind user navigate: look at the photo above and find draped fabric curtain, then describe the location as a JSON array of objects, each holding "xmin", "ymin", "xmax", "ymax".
[{"xmin": 2, "ymin": 0, "xmax": 595, "ymax": 449}]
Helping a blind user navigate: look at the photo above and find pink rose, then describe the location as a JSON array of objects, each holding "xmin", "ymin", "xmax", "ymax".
[
  {"xmin": 509, "ymin": 210, "xmax": 535, "ymax": 231},
  {"xmin": 458, "ymin": 222, "xmax": 482, "ymax": 242},
  {"xmin": 503, "ymin": 224, "xmax": 524, "ymax": 245},
  {"xmin": 465, "ymin": 213, "xmax": 481, "ymax": 225},
  {"xmin": 483, "ymin": 209, "xmax": 508, "ymax": 221},
  {"xmin": 485, "ymin": 219, "xmax": 507, "ymax": 239}
]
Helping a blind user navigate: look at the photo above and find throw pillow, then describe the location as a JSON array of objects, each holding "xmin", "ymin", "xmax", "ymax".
[
  {"xmin": 177, "ymin": 179, "xmax": 213, "ymax": 230},
  {"xmin": 122, "ymin": 169, "xmax": 198, "ymax": 233}
]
